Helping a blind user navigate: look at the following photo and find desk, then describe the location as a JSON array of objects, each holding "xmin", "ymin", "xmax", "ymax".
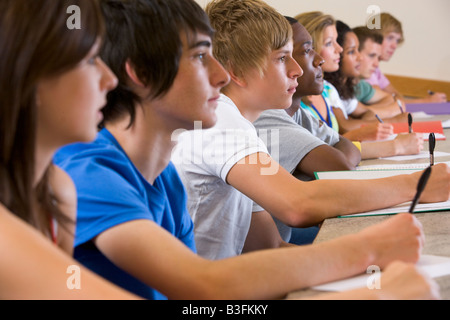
[{"xmin": 288, "ymin": 114, "xmax": 450, "ymax": 300}]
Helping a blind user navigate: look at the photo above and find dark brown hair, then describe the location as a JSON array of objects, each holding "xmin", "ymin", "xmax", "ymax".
[
  {"xmin": 99, "ymin": 0, "xmax": 214, "ymax": 128},
  {"xmin": 0, "ymin": 0, "xmax": 104, "ymax": 238}
]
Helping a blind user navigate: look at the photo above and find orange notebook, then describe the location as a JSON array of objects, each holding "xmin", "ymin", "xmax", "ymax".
[{"xmin": 392, "ymin": 121, "xmax": 445, "ymax": 140}]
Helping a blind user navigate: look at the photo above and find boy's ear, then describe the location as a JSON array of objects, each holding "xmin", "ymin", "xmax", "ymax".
[
  {"xmin": 125, "ymin": 60, "xmax": 145, "ymax": 87},
  {"xmin": 226, "ymin": 62, "xmax": 247, "ymax": 88}
]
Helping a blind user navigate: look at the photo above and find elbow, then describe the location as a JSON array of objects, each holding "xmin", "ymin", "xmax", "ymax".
[{"xmin": 274, "ymin": 200, "xmax": 320, "ymax": 228}]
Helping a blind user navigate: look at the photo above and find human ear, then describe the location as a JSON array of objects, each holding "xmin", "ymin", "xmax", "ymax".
[{"xmin": 125, "ymin": 60, "xmax": 145, "ymax": 88}]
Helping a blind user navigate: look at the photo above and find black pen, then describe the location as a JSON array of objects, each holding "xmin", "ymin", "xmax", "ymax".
[
  {"xmin": 408, "ymin": 113, "xmax": 413, "ymax": 133},
  {"xmin": 409, "ymin": 166, "xmax": 432, "ymax": 213},
  {"xmin": 429, "ymin": 133, "xmax": 436, "ymax": 166},
  {"xmin": 375, "ymin": 114, "xmax": 383, "ymax": 123}
]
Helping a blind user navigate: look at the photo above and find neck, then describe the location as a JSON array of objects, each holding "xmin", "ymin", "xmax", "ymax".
[
  {"xmin": 286, "ymin": 95, "xmax": 302, "ymax": 117},
  {"xmin": 223, "ymin": 89, "xmax": 262, "ymax": 123},
  {"xmin": 34, "ymin": 146, "xmax": 55, "ymax": 187},
  {"xmin": 105, "ymin": 106, "xmax": 175, "ymax": 184}
]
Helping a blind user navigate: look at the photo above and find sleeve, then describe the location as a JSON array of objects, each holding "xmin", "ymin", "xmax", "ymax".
[
  {"xmin": 254, "ymin": 110, "xmax": 325, "ymax": 174},
  {"xmin": 355, "ymin": 80, "xmax": 376, "ymax": 104},
  {"xmin": 60, "ymin": 149, "xmax": 154, "ymax": 246},
  {"xmin": 294, "ymin": 108, "xmax": 340, "ymax": 146}
]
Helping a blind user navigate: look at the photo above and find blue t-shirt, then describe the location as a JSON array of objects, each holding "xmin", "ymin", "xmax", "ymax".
[{"xmin": 54, "ymin": 128, "xmax": 196, "ymax": 300}]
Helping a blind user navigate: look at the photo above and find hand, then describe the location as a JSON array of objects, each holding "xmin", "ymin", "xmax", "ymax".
[
  {"xmin": 426, "ymin": 92, "xmax": 447, "ymax": 103},
  {"xmin": 356, "ymin": 123, "xmax": 394, "ymax": 141},
  {"xmin": 378, "ymin": 261, "xmax": 440, "ymax": 300},
  {"xmin": 358, "ymin": 213, "xmax": 424, "ymax": 268},
  {"xmin": 393, "ymin": 133, "xmax": 424, "ymax": 155},
  {"xmin": 415, "ymin": 163, "xmax": 450, "ymax": 203}
]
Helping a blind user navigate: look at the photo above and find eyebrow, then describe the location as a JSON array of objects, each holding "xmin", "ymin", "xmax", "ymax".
[
  {"xmin": 189, "ymin": 40, "xmax": 212, "ymax": 49},
  {"xmin": 303, "ymin": 40, "xmax": 313, "ymax": 47}
]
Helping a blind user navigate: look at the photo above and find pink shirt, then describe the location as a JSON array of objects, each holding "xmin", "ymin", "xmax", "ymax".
[{"xmin": 366, "ymin": 67, "xmax": 390, "ymax": 89}]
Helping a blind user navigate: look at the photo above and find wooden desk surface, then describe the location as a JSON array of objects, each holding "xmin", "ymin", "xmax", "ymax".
[{"xmin": 288, "ymin": 113, "xmax": 450, "ymax": 300}]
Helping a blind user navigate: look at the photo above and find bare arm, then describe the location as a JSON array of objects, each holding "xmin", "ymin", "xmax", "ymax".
[
  {"xmin": 360, "ymin": 133, "xmax": 424, "ymax": 160},
  {"xmin": 296, "ymin": 143, "xmax": 359, "ymax": 178},
  {"xmin": 227, "ymin": 153, "xmax": 450, "ymax": 227},
  {"xmin": 242, "ymin": 210, "xmax": 294, "ymax": 252},
  {"xmin": 0, "ymin": 204, "xmax": 139, "ymax": 300},
  {"xmin": 93, "ymin": 212, "xmax": 426, "ymax": 300}
]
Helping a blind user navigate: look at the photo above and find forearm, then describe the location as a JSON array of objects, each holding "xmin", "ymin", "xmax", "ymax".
[
  {"xmin": 204, "ymin": 232, "xmax": 373, "ymax": 299},
  {"xmin": 292, "ymin": 175, "xmax": 415, "ymax": 225},
  {"xmin": 360, "ymin": 140, "xmax": 397, "ymax": 159}
]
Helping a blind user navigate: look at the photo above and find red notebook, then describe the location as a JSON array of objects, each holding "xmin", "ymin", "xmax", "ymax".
[{"xmin": 392, "ymin": 121, "xmax": 445, "ymax": 140}]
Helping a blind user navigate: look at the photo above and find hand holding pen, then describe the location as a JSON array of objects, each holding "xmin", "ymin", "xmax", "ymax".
[{"xmin": 409, "ymin": 166, "xmax": 432, "ymax": 213}]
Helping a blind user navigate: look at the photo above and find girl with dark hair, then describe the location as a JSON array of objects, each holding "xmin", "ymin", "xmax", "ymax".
[{"xmin": 0, "ymin": 0, "xmax": 136, "ymax": 299}]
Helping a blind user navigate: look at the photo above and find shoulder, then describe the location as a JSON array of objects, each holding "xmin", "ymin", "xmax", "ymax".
[{"xmin": 49, "ymin": 165, "xmax": 76, "ymax": 219}]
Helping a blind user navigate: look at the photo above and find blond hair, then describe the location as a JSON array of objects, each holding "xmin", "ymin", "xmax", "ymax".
[
  {"xmin": 379, "ymin": 12, "xmax": 404, "ymax": 43},
  {"xmin": 295, "ymin": 11, "xmax": 335, "ymax": 54},
  {"xmin": 206, "ymin": 0, "xmax": 292, "ymax": 80}
]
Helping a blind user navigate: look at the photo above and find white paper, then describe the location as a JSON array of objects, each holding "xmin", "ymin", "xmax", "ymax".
[
  {"xmin": 373, "ymin": 151, "xmax": 450, "ymax": 162},
  {"xmin": 313, "ymin": 255, "xmax": 450, "ymax": 292},
  {"xmin": 315, "ymin": 169, "xmax": 450, "ymax": 217}
]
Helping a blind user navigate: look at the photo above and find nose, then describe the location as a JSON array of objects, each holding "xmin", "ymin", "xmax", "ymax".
[
  {"xmin": 210, "ymin": 56, "xmax": 230, "ymax": 89},
  {"xmin": 289, "ymin": 56, "xmax": 303, "ymax": 79},
  {"xmin": 99, "ymin": 58, "xmax": 118, "ymax": 92},
  {"xmin": 314, "ymin": 52, "xmax": 325, "ymax": 68},
  {"xmin": 335, "ymin": 43, "xmax": 343, "ymax": 54}
]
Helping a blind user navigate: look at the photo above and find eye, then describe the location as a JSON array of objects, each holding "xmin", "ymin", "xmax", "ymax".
[
  {"xmin": 88, "ymin": 56, "xmax": 99, "ymax": 65},
  {"xmin": 279, "ymin": 56, "xmax": 287, "ymax": 63}
]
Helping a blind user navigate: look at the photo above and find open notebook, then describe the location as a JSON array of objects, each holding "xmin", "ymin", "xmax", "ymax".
[
  {"xmin": 314, "ymin": 169, "xmax": 450, "ymax": 217},
  {"xmin": 313, "ymin": 254, "xmax": 450, "ymax": 292}
]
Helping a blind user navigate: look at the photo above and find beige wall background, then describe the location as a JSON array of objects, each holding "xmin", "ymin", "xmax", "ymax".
[{"xmin": 195, "ymin": 0, "xmax": 450, "ymax": 82}]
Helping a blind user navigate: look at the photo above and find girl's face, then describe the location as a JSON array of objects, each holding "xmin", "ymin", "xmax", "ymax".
[
  {"xmin": 36, "ymin": 40, "xmax": 118, "ymax": 150},
  {"xmin": 319, "ymin": 25, "xmax": 343, "ymax": 72},
  {"xmin": 340, "ymin": 32, "xmax": 362, "ymax": 78},
  {"xmin": 381, "ymin": 31, "xmax": 402, "ymax": 61}
]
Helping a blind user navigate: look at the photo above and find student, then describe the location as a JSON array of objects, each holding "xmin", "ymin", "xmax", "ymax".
[
  {"xmin": 367, "ymin": 13, "xmax": 447, "ymax": 104},
  {"xmin": 253, "ymin": 17, "xmax": 425, "ymax": 243},
  {"xmin": 352, "ymin": 26, "xmax": 404, "ymax": 116},
  {"xmin": 320, "ymin": 19, "xmax": 410, "ymax": 139},
  {"xmin": 173, "ymin": 0, "xmax": 450, "ymax": 259},
  {"xmin": 54, "ymin": 0, "xmax": 441, "ymax": 300},
  {"xmin": 0, "ymin": 0, "xmax": 139, "ymax": 299},
  {"xmin": 294, "ymin": 12, "xmax": 422, "ymax": 157},
  {"xmin": 296, "ymin": 12, "xmax": 408, "ymax": 142}
]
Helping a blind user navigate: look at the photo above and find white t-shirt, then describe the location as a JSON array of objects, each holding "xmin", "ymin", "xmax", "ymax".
[
  {"xmin": 172, "ymin": 94, "xmax": 269, "ymax": 259},
  {"xmin": 325, "ymin": 80, "xmax": 358, "ymax": 118}
]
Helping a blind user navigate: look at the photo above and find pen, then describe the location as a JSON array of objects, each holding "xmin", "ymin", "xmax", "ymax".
[
  {"xmin": 408, "ymin": 113, "xmax": 413, "ymax": 133},
  {"xmin": 375, "ymin": 114, "xmax": 383, "ymax": 123},
  {"xmin": 409, "ymin": 166, "xmax": 432, "ymax": 213},
  {"xmin": 429, "ymin": 132, "xmax": 436, "ymax": 166},
  {"xmin": 392, "ymin": 93, "xmax": 404, "ymax": 113}
]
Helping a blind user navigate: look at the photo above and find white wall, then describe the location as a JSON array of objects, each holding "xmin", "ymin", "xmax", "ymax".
[{"xmin": 195, "ymin": 0, "xmax": 450, "ymax": 82}]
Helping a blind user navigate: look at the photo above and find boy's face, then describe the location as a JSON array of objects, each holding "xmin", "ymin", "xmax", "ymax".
[
  {"xmin": 292, "ymin": 23, "xmax": 325, "ymax": 97},
  {"xmin": 245, "ymin": 40, "xmax": 302, "ymax": 110},
  {"xmin": 154, "ymin": 31, "xmax": 230, "ymax": 130},
  {"xmin": 381, "ymin": 31, "xmax": 402, "ymax": 61},
  {"xmin": 359, "ymin": 38, "xmax": 382, "ymax": 79},
  {"xmin": 341, "ymin": 32, "xmax": 362, "ymax": 79}
]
